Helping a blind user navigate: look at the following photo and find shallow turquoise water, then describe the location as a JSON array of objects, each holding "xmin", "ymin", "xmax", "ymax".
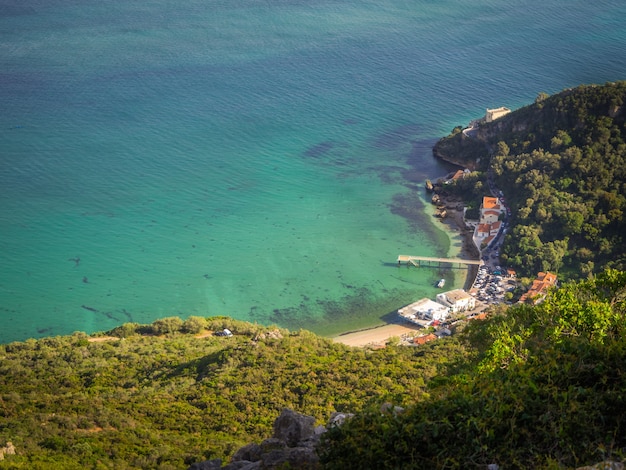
[{"xmin": 2, "ymin": 0, "xmax": 626, "ymax": 343}]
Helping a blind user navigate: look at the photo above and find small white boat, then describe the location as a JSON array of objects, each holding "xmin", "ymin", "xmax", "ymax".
[{"xmin": 437, "ymin": 278, "xmax": 445, "ymax": 288}]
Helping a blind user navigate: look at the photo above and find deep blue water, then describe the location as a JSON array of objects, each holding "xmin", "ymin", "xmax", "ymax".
[{"xmin": 2, "ymin": 0, "xmax": 626, "ymax": 343}]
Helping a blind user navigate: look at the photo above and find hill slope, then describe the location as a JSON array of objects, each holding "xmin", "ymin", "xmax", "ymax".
[
  {"xmin": 320, "ymin": 270, "xmax": 626, "ymax": 469},
  {"xmin": 434, "ymin": 81, "xmax": 626, "ymax": 278},
  {"xmin": 0, "ymin": 317, "xmax": 467, "ymax": 468}
]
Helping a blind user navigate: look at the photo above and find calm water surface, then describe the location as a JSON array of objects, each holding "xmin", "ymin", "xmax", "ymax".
[{"xmin": 2, "ymin": 0, "xmax": 626, "ymax": 343}]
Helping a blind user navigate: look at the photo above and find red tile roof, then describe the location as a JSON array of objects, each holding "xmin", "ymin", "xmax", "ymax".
[
  {"xmin": 413, "ymin": 334, "xmax": 437, "ymax": 345},
  {"xmin": 482, "ymin": 196, "xmax": 501, "ymax": 210},
  {"xmin": 520, "ymin": 272, "xmax": 558, "ymax": 304}
]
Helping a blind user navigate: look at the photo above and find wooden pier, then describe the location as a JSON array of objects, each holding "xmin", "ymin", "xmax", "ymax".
[{"xmin": 397, "ymin": 255, "xmax": 482, "ymax": 269}]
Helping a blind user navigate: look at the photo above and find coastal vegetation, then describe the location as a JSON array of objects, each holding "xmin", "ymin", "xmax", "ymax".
[
  {"xmin": 320, "ymin": 269, "xmax": 626, "ymax": 468},
  {"xmin": 0, "ymin": 317, "xmax": 468, "ymax": 468},
  {"xmin": 2, "ymin": 271, "xmax": 626, "ymax": 468},
  {"xmin": 434, "ymin": 81, "xmax": 626, "ymax": 279}
]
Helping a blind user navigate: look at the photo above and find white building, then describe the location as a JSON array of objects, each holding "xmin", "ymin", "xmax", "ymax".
[
  {"xmin": 481, "ymin": 209, "xmax": 501, "ymax": 225},
  {"xmin": 485, "ymin": 107, "xmax": 511, "ymax": 122},
  {"xmin": 398, "ymin": 298, "xmax": 449, "ymax": 325},
  {"xmin": 436, "ymin": 289, "xmax": 476, "ymax": 313}
]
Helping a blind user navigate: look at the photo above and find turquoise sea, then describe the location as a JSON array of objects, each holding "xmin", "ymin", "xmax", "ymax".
[{"xmin": 2, "ymin": 0, "xmax": 626, "ymax": 344}]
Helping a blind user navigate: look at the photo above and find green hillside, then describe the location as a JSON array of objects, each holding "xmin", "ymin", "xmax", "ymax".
[
  {"xmin": 0, "ymin": 317, "xmax": 467, "ymax": 468},
  {"xmin": 2, "ymin": 272, "xmax": 626, "ymax": 469},
  {"xmin": 434, "ymin": 81, "xmax": 626, "ymax": 279},
  {"xmin": 321, "ymin": 270, "xmax": 626, "ymax": 469}
]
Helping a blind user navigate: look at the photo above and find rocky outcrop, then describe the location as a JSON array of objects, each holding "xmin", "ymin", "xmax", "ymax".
[
  {"xmin": 189, "ymin": 409, "xmax": 348, "ymax": 470},
  {"xmin": 0, "ymin": 442, "xmax": 16, "ymax": 460},
  {"xmin": 252, "ymin": 329, "xmax": 283, "ymax": 342}
]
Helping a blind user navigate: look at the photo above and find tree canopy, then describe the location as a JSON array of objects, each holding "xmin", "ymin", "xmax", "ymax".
[
  {"xmin": 320, "ymin": 270, "xmax": 626, "ymax": 469},
  {"xmin": 0, "ymin": 317, "xmax": 467, "ymax": 468},
  {"xmin": 434, "ymin": 81, "xmax": 626, "ymax": 279}
]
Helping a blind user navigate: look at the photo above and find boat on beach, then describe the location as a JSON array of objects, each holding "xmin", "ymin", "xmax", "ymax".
[{"xmin": 437, "ymin": 278, "xmax": 445, "ymax": 288}]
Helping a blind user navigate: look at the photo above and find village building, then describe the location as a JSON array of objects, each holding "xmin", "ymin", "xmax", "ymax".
[
  {"xmin": 398, "ymin": 298, "xmax": 449, "ymax": 325},
  {"xmin": 412, "ymin": 333, "xmax": 438, "ymax": 346},
  {"xmin": 485, "ymin": 106, "xmax": 511, "ymax": 122},
  {"xmin": 434, "ymin": 327, "xmax": 452, "ymax": 337},
  {"xmin": 436, "ymin": 289, "xmax": 476, "ymax": 313},
  {"xmin": 444, "ymin": 169, "xmax": 471, "ymax": 184},
  {"xmin": 489, "ymin": 220, "xmax": 502, "ymax": 236},
  {"xmin": 473, "ymin": 196, "xmax": 505, "ymax": 251},
  {"xmin": 481, "ymin": 209, "xmax": 501, "ymax": 224},
  {"xmin": 480, "ymin": 196, "xmax": 503, "ymax": 219},
  {"xmin": 469, "ymin": 312, "xmax": 489, "ymax": 321},
  {"xmin": 475, "ymin": 222, "xmax": 501, "ymax": 248},
  {"xmin": 519, "ymin": 271, "xmax": 558, "ymax": 304}
]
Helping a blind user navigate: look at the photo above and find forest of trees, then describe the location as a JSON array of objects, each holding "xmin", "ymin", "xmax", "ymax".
[
  {"xmin": 434, "ymin": 81, "xmax": 626, "ymax": 279},
  {"xmin": 0, "ymin": 317, "xmax": 467, "ymax": 468}
]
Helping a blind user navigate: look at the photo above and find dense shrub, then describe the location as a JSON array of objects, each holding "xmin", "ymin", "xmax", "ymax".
[{"xmin": 320, "ymin": 270, "xmax": 626, "ymax": 469}]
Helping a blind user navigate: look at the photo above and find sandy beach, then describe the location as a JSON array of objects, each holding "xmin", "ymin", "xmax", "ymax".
[{"xmin": 332, "ymin": 323, "xmax": 422, "ymax": 347}]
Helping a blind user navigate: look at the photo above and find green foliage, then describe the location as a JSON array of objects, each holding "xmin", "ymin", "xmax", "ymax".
[
  {"xmin": 4, "ymin": 272, "xmax": 626, "ymax": 469},
  {"xmin": 434, "ymin": 81, "xmax": 626, "ymax": 279},
  {"xmin": 320, "ymin": 270, "xmax": 626, "ymax": 469},
  {"xmin": 181, "ymin": 316, "xmax": 208, "ymax": 334},
  {"xmin": 0, "ymin": 316, "xmax": 468, "ymax": 469}
]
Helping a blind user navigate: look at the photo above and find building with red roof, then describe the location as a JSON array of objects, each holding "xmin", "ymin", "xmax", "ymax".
[{"xmin": 519, "ymin": 271, "xmax": 558, "ymax": 304}]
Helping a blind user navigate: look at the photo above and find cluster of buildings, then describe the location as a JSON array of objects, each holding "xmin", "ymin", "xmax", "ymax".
[
  {"xmin": 472, "ymin": 196, "xmax": 506, "ymax": 251},
  {"xmin": 398, "ymin": 288, "xmax": 476, "ymax": 327},
  {"xmin": 399, "ymin": 142, "xmax": 561, "ymax": 332}
]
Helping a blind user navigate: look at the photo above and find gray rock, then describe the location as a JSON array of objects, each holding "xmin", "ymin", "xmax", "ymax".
[
  {"xmin": 273, "ymin": 408, "xmax": 315, "ymax": 447},
  {"xmin": 188, "ymin": 409, "xmax": 325, "ymax": 470},
  {"xmin": 314, "ymin": 425, "xmax": 327, "ymax": 435},
  {"xmin": 327, "ymin": 411, "xmax": 354, "ymax": 428},
  {"xmin": 259, "ymin": 437, "xmax": 287, "ymax": 453},
  {"xmin": 284, "ymin": 446, "xmax": 319, "ymax": 468},
  {"xmin": 187, "ymin": 458, "xmax": 223, "ymax": 470},
  {"xmin": 261, "ymin": 446, "xmax": 319, "ymax": 470},
  {"xmin": 232, "ymin": 443, "xmax": 262, "ymax": 462},
  {"xmin": 380, "ymin": 402, "xmax": 405, "ymax": 415},
  {"xmin": 223, "ymin": 461, "xmax": 260, "ymax": 470}
]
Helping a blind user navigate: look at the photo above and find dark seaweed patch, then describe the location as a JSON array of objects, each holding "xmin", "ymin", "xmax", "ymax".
[
  {"xmin": 369, "ymin": 164, "xmax": 406, "ymax": 185},
  {"xmin": 303, "ymin": 141, "xmax": 335, "ymax": 159},
  {"xmin": 388, "ymin": 192, "xmax": 426, "ymax": 228}
]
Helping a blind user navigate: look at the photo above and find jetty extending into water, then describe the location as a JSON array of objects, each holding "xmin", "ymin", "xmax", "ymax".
[{"xmin": 397, "ymin": 255, "xmax": 482, "ymax": 269}]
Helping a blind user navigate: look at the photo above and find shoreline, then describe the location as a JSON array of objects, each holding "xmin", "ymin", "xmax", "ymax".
[
  {"xmin": 435, "ymin": 194, "xmax": 480, "ymax": 291},
  {"xmin": 333, "ymin": 189, "xmax": 479, "ymax": 348},
  {"xmin": 332, "ymin": 322, "xmax": 422, "ymax": 347}
]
